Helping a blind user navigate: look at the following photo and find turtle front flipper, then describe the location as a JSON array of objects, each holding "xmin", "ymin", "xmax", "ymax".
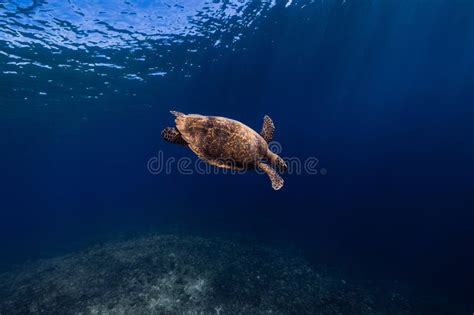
[
  {"xmin": 161, "ymin": 127, "xmax": 187, "ymax": 145},
  {"xmin": 260, "ymin": 115, "xmax": 274, "ymax": 143},
  {"xmin": 258, "ymin": 162, "xmax": 284, "ymax": 190}
]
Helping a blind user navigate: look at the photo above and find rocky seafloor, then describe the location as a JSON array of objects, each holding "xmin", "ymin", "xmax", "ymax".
[{"xmin": 0, "ymin": 234, "xmax": 454, "ymax": 314}]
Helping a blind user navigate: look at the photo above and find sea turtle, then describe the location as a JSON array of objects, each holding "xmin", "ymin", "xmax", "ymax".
[{"xmin": 162, "ymin": 111, "xmax": 287, "ymax": 190}]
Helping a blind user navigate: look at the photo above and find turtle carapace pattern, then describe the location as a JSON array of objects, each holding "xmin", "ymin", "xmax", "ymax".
[{"xmin": 162, "ymin": 111, "xmax": 287, "ymax": 190}]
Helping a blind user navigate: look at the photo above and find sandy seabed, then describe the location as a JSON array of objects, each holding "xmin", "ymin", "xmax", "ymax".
[{"xmin": 0, "ymin": 234, "xmax": 446, "ymax": 314}]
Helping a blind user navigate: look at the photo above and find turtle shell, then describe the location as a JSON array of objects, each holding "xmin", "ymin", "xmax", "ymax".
[{"xmin": 175, "ymin": 114, "xmax": 268, "ymax": 170}]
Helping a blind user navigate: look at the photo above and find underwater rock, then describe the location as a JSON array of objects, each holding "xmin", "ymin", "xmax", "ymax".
[{"xmin": 0, "ymin": 235, "xmax": 428, "ymax": 314}]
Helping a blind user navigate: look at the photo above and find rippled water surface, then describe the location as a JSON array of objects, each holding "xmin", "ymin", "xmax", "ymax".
[{"xmin": 1, "ymin": 0, "xmax": 278, "ymax": 102}]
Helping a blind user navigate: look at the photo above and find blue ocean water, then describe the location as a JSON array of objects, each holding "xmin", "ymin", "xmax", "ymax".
[{"xmin": 1, "ymin": 0, "xmax": 473, "ymax": 312}]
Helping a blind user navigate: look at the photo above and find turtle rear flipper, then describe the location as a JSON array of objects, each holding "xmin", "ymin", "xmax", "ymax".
[
  {"xmin": 258, "ymin": 162, "xmax": 284, "ymax": 190},
  {"xmin": 260, "ymin": 115, "xmax": 274, "ymax": 143},
  {"xmin": 161, "ymin": 127, "xmax": 187, "ymax": 145}
]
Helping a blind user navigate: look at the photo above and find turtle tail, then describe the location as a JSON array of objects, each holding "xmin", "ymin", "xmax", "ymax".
[{"xmin": 170, "ymin": 110, "xmax": 185, "ymax": 117}]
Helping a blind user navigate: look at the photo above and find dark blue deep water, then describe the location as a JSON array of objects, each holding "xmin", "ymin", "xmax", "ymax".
[{"xmin": 1, "ymin": 0, "xmax": 474, "ymax": 312}]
